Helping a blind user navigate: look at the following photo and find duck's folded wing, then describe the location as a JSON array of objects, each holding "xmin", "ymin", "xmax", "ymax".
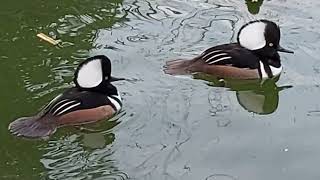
[
  {"xmin": 42, "ymin": 88, "xmax": 118, "ymax": 117},
  {"xmin": 199, "ymin": 43, "xmax": 260, "ymax": 69},
  {"xmin": 9, "ymin": 88, "xmax": 120, "ymax": 138}
]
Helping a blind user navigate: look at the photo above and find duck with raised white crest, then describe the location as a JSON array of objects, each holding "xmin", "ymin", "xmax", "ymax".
[
  {"xmin": 164, "ymin": 19, "xmax": 294, "ymax": 80},
  {"xmin": 8, "ymin": 55, "xmax": 124, "ymax": 138}
]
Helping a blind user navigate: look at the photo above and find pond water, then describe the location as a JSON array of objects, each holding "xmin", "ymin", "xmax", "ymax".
[{"xmin": 1, "ymin": 0, "xmax": 320, "ymax": 179}]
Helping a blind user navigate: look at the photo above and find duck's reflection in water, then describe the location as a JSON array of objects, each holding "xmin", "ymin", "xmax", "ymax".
[
  {"xmin": 39, "ymin": 113, "xmax": 128, "ymax": 180},
  {"xmin": 194, "ymin": 73, "xmax": 292, "ymax": 115}
]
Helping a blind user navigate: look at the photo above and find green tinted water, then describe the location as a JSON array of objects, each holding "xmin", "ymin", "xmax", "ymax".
[
  {"xmin": 1, "ymin": 0, "xmax": 124, "ymax": 179},
  {"xmin": 1, "ymin": 0, "xmax": 320, "ymax": 179}
]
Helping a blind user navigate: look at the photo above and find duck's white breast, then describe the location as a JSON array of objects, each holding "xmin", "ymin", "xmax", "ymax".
[
  {"xmin": 270, "ymin": 65, "xmax": 283, "ymax": 77},
  {"xmin": 259, "ymin": 61, "xmax": 283, "ymax": 79}
]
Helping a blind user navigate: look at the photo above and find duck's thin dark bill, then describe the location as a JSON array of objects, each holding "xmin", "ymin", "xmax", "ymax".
[
  {"xmin": 110, "ymin": 76, "xmax": 126, "ymax": 82},
  {"xmin": 277, "ymin": 46, "xmax": 294, "ymax": 54}
]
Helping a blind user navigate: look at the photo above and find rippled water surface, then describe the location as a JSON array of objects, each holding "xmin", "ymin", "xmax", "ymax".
[{"xmin": 1, "ymin": 0, "xmax": 320, "ymax": 179}]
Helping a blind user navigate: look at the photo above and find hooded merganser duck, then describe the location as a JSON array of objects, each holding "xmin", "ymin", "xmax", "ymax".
[
  {"xmin": 164, "ymin": 19, "xmax": 294, "ymax": 80},
  {"xmin": 9, "ymin": 55, "xmax": 124, "ymax": 138}
]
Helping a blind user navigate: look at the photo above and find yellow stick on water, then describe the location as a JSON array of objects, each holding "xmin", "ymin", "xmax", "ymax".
[{"xmin": 36, "ymin": 33, "xmax": 60, "ymax": 45}]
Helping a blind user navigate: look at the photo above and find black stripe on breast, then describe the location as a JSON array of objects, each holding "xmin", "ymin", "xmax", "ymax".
[
  {"xmin": 109, "ymin": 95, "xmax": 122, "ymax": 106},
  {"xmin": 108, "ymin": 95, "xmax": 122, "ymax": 111},
  {"xmin": 262, "ymin": 62, "xmax": 273, "ymax": 78},
  {"xmin": 108, "ymin": 102, "xmax": 117, "ymax": 111}
]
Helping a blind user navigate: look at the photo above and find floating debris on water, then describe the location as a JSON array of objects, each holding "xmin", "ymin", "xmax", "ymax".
[{"xmin": 36, "ymin": 33, "xmax": 60, "ymax": 45}]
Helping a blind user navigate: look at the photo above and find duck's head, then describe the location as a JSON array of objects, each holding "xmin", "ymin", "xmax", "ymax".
[
  {"xmin": 237, "ymin": 20, "xmax": 294, "ymax": 58},
  {"xmin": 74, "ymin": 55, "xmax": 124, "ymax": 93}
]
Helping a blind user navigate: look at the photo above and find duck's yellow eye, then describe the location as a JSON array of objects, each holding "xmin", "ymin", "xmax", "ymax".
[{"xmin": 269, "ymin": 43, "xmax": 274, "ymax": 47}]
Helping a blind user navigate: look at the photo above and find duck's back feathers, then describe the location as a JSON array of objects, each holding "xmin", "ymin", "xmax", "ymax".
[
  {"xmin": 164, "ymin": 59, "xmax": 195, "ymax": 75},
  {"xmin": 8, "ymin": 115, "xmax": 58, "ymax": 138},
  {"xmin": 9, "ymin": 87, "xmax": 121, "ymax": 138},
  {"xmin": 164, "ymin": 43, "xmax": 261, "ymax": 79},
  {"xmin": 44, "ymin": 88, "xmax": 121, "ymax": 116},
  {"xmin": 199, "ymin": 43, "xmax": 260, "ymax": 68}
]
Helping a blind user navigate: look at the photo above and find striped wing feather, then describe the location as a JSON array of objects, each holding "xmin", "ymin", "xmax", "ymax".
[
  {"xmin": 42, "ymin": 88, "xmax": 118, "ymax": 117},
  {"xmin": 199, "ymin": 43, "xmax": 260, "ymax": 69}
]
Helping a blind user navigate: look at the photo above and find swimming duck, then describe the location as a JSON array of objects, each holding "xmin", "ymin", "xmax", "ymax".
[
  {"xmin": 164, "ymin": 19, "xmax": 294, "ymax": 79},
  {"xmin": 9, "ymin": 55, "xmax": 123, "ymax": 138}
]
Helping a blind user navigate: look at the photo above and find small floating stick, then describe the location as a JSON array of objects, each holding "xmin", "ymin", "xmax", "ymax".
[{"xmin": 36, "ymin": 33, "xmax": 60, "ymax": 45}]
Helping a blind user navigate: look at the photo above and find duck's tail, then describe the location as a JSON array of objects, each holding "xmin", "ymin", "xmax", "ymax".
[
  {"xmin": 8, "ymin": 115, "xmax": 58, "ymax": 138},
  {"xmin": 163, "ymin": 59, "xmax": 194, "ymax": 75}
]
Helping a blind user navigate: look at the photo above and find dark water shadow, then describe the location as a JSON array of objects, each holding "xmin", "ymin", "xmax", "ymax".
[
  {"xmin": 194, "ymin": 73, "xmax": 292, "ymax": 115},
  {"xmin": 245, "ymin": 0, "xmax": 264, "ymax": 15}
]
